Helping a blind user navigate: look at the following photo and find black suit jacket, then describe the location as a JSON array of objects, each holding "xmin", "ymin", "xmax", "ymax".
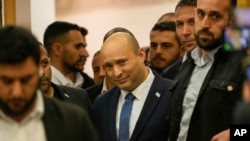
[
  {"xmin": 80, "ymin": 71, "xmax": 95, "ymax": 89},
  {"xmin": 42, "ymin": 96, "xmax": 99, "ymax": 141},
  {"xmin": 233, "ymin": 101, "xmax": 250, "ymax": 124},
  {"xmin": 52, "ymin": 83, "xmax": 92, "ymax": 117},
  {"xmin": 169, "ymin": 48, "xmax": 245, "ymax": 141},
  {"xmin": 93, "ymin": 75, "xmax": 172, "ymax": 141},
  {"xmin": 86, "ymin": 81, "xmax": 103, "ymax": 104},
  {"xmin": 161, "ymin": 58, "xmax": 182, "ymax": 80}
]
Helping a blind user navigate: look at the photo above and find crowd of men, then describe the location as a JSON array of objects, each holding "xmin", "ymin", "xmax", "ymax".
[{"xmin": 0, "ymin": 0, "xmax": 249, "ymax": 141}]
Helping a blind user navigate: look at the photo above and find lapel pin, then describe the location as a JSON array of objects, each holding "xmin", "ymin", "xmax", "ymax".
[
  {"xmin": 64, "ymin": 93, "xmax": 70, "ymax": 98},
  {"xmin": 227, "ymin": 85, "xmax": 233, "ymax": 92},
  {"xmin": 155, "ymin": 92, "xmax": 160, "ymax": 98}
]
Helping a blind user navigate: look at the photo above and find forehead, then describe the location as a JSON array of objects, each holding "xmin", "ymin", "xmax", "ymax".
[
  {"xmin": 102, "ymin": 43, "xmax": 131, "ymax": 57},
  {"xmin": 101, "ymin": 42, "xmax": 134, "ymax": 62},
  {"xmin": 0, "ymin": 57, "xmax": 38, "ymax": 77},
  {"xmin": 39, "ymin": 46, "xmax": 48, "ymax": 57},
  {"xmin": 176, "ymin": 6, "xmax": 195, "ymax": 20},
  {"xmin": 197, "ymin": 0, "xmax": 230, "ymax": 13}
]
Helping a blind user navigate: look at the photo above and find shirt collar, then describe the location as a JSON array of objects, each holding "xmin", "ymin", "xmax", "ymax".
[
  {"xmin": 191, "ymin": 46, "xmax": 221, "ymax": 67},
  {"xmin": 101, "ymin": 78, "xmax": 108, "ymax": 93},
  {"xmin": 51, "ymin": 66, "xmax": 70, "ymax": 86},
  {"xmin": 120, "ymin": 68, "xmax": 155, "ymax": 101},
  {"xmin": 51, "ymin": 66, "xmax": 83, "ymax": 87}
]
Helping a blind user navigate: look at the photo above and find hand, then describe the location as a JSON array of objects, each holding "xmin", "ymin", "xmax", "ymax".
[
  {"xmin": 211, "ymin": 129, "xmax": 229, "ymax": 141},
  {"xmin": 243, "ymin": 80, "xmax": 250, "ymax": 101}
]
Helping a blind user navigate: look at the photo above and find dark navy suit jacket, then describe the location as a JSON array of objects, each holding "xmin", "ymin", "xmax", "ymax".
[
  {"xmin": 161, "ymin": 58, "xmax": 182, "ymax": 80},
  {"xmin": 93, "ymin": 75, "xmax": 172, "ymax": 141}
]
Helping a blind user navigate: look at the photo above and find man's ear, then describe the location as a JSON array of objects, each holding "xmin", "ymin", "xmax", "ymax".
[
  {"xmin": 138, "ymin": 48, "xmax": 146, "ymax": 64},
  {"xmin": 52, "ymin": 43, "xmax": 63, "ymax": 57}
]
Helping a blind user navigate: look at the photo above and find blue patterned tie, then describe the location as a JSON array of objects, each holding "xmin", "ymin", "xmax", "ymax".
[{"xmin": 119, "ymin": 93, "xmax": 135, "ymax": 141}]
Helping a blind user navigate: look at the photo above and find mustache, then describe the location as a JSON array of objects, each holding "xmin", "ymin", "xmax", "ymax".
[
  {"xmin": 152, "ymin": 55, "xmax": 166, "ymax": 61},
  {"xmin": 40, "ymin": 76, "xmax": 49, "ymax": 81},
  {"xmin": 198, "ymin": 28, "xmax": 213, "ymax": 37}
]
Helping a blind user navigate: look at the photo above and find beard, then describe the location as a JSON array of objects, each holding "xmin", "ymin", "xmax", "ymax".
[
  {"xmin": 0, "ymin": 91, "xmax": 37, "ymax": 117},
  {"xmin": 63, "ymin": 59, "xmax": 84, "ymax": 72},
  {"xmin": 195, "ymin": 28, "xmax": 225, "ymax": 51}
]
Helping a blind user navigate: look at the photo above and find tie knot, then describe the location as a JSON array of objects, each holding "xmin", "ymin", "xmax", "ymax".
[{"xmin": 125, "ymin": 93, "xmax": 135, "ymax": 100}]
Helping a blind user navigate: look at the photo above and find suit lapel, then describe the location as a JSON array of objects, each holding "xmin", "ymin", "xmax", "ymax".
[
  {"xmin": 42, "ymin": 96, "xmax": 61, "ymax": 141},
  {"xmin": 130, "ymin": 76, "xmax": 163, "ymax": 141},
  {"xmin": 109, "ymin": 87, "xmax": 121, "ymax": 141},
  {"xmin": 55, "ymin": 84, "xmax": 71, "ymax": 102}
]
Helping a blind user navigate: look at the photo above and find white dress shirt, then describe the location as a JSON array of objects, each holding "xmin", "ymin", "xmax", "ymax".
[
  {"xmin": 116, "ymin": 68, "xmax": 154, "ymax": 139},
  {"xmin": 0, "ymin": 91, "xmax": 46, "ymax": 141},
  {"xmin": 51, "ymin": 66, "xmax": 83, "ymax": 88},
  {"xmin": 177, "ymin": 46, "xmax": 220, "ymax": 141},
  {"xmin": 101, "ymin": 78, "xmax": 108, "ymax": 93}
]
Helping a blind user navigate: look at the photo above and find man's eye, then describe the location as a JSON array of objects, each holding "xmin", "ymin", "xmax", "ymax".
[
  {"xmin": 40, "ymin": 58, "xmax": 49, "ymax": 67},
  {"xmin": 0, "ymin": 78, "xmax": 13, "ymax": 85},
  {"xmin": 104, "ymin": 64, "xmax": 112, "ymax": 69},
  {"xmin": 197, "ymin": 11, "xmax": 204, "ymax": 18},
  {"xmin": 176, "ymin": 22, "xmax": 183, "ymax": 28}
]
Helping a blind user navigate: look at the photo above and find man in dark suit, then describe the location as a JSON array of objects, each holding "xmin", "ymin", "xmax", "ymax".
[
  {"xmin": 149, "ymin": 21, "xmax": 184, "ymax": 76},
  {"xmin": 87, "ymin": 50, "xmax": 116, "ymax": 104},
  {"xmin": 87, "ymin": 28, "xmax": 134, "ymax": 104},
  {"xmin": 169, "ymin": 0, "xmax": 244, "ymax": 140},
  {"xmin": 161, "ymin": 58, "xmax": 182, "ymax": 80},
  {"xmin": 93, "ymin": 32, "xmax": 172, "ymax": 141},
  {"xmin": 43, "ymin": 21, "xmax": 94, "ymax": 89},
  {"xmin": 0, "ymin": 26, "xmax": 98, "ymax": 141},
  {"xmin": 162, "ymin": 0, "xmax": 197, "ymax": 80},
  {"xmin": 39, "ymin": 44, "xmax": 92, "ymax": 116},
  {"xmin": 86, "ymin": 77, "xmax": 115, "ymax": 104}
]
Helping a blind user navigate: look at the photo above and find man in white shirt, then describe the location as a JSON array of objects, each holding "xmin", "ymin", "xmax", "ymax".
[
  {"xmin": 43, "ymin": 21, "xmax": 95, "ymax": 89},
  {"xmin": 169, "ymin": 0, "xmax": 244, "ymax": 141},
  {"xmin": 0, "ymin": 26, "xmax": 98, "ymax": 141}
]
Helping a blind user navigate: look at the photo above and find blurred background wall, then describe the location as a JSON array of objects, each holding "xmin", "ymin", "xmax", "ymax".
[
  {"xmin": 55, "ymin": 0, "xmax": 178, "ymax": 77},
  {"xmin": 2, "ymin": 0, "xmax": 249, "ymax": 77}
]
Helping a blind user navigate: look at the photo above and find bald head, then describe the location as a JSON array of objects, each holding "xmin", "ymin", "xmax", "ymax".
[
  {"xmin": 102, "ymin": 32, "xmax": 140, "ymax": 55},
  {"xmin": 100, "ymin": 32, "xmax": 147, "ymax": 91}
]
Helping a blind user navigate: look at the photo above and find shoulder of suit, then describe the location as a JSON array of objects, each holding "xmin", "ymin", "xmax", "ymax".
[
  {"xmin": 43, "ymin": 95, "xmax": 87, "ymax": 114},
  {"xmin": 57, "ymin": 84, "xmax": 86, "ymax": 92}
]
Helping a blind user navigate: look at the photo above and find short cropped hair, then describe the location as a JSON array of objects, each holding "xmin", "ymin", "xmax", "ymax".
[
  {"xmin": 43, "ymin": 21, "xmax": 80, "ymax": 55},
  {"xmin": 151, "ymin": 21, "xmax": 181, "ymax": 46},
  {"xmin": 80, "ymin": 27, "xmax": 88, "ymax": 36},
  {"xmin": 0, "ymin": 26, "xmax": 40, "ymax": 65},
  {"xmin": 175, "ymin": 0, "xmax": 197, "ymax": 12},
  {"xmin": 151, "ymin": 21, "xmax": 177, "ymax": 32}
]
